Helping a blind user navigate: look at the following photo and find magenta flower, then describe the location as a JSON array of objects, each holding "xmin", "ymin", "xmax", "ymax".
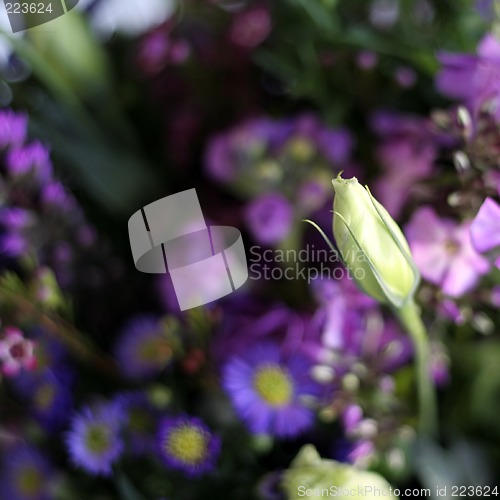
[
  {"xmin": 0, "ymin": 327, "xmax": 37, "ymax": 377},
  {"xmin": 406, "ymin": 207, "xmax": 490, "ymax": 297},
  {"xmin": 470, "ymin": 198, "xmax": 500, "ymax": 260}
]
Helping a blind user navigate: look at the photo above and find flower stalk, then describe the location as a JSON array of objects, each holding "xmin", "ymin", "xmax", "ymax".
[
  {"xmin": 396, "ymin": 300, "xmax": 438, "ymax": 437},
  {"xmin": 326, "ymin": 174, "xmax": 438, "ymax": 437}
]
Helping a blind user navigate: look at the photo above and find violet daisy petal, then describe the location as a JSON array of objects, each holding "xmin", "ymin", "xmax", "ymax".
[
  {"xmin": 0, "ymin": 445, "xmax": 55, "ymax": 500},
  {"xmin": 223, "ymin": 342, "xmax": 320, "ymax": 438},
  {"xmin": 157, "ymin": 415, "xmax": 221, "ymax": 477},
  {"xmin": 66, "ymin": 402, "xmax": 125, "ymax": 476}
]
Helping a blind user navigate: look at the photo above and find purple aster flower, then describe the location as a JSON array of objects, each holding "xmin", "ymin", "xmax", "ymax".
[
  {"xmin": 114, "ymin": 315, "xmax": 173, "ymax": 380},
  {"xmin": 0, "ymin": 110, "xmax": 27, "ymax": 148},
  {"xmin": 66, "ymin": 402, "xmax": 125, "ymax": 476},
  {"xmin": 5, "ymin": 142, "xmax": 53, "ymax": 183},
  {"xmin": 0, "ymin": 445, "xmax": 55, "ymax": 500},
  {"xmin": 245, "ymin": 193, "xmax": 294, "ymax": 244},
  {"xmin": 406, "ymin": 207, "xmax": 490, "ymax": 297},
  {"xmin": 222, "ymin": 341, "xmax": 320, "ymax": 438},
  {"xmin": 157, "ymin": 415, "xmax": 221, "ymax": 477},
  {"xmin": 115, "ymin": 391, "xmax": 158, "ymax": 456},
  {"xmin": 29, "ymin": 371, "xmax": 73, "ymax": 431},
  {"xmin": 470, "ymin": 197, "xmax": 500, "ymax": 256},
  {"xmin": 436, "ymin": 34, "xmax": 500, "ymax": 117}
]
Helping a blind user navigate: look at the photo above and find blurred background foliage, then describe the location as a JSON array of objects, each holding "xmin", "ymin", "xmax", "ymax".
[{"xmin": 0, "ymin": 0, "xmax": 499, "ymax": 498}]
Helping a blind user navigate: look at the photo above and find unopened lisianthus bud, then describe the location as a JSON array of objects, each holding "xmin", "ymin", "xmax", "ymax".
[
  {"xmin": 332, "ymin": 175, "xmax": 419, "ymax": 307},
  {"xmin": 282, "ymin": 445, "xmax": 398, "ymax": 500}
]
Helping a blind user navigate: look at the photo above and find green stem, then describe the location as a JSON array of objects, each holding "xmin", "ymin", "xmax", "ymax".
[{"xmin": 396, "ymin": 300, "xmax": 438, "ymax": 437}]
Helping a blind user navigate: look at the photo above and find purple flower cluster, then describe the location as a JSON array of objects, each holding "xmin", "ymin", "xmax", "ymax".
[
  {"xmin": 0, "ymin": 110, "xmax": 96, "ymax": 289},
  {"xmin": 205, "ymin": 114, "xmax": 353, "ymax": 244},
  {"xmin": 371, "ymin": 110, "xmax": 437, "ymax": 218}
]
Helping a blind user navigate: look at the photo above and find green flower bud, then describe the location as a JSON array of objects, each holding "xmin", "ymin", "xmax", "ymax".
[
  {"xmin": 282, "ymin": 445, "xmax": 399, "ymax": 500},
  {"xmin": 332, "ymin": 175, "xmax": 419, "ymax": 308}
]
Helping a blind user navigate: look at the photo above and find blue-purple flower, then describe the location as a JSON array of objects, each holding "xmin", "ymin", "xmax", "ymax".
[
  {"xmin": 114, "ymin": 315, "xmax": 173, "ymax": 380},
  {"xmin": 66, "ymin": 402, "xmax": 125, "ymax": 476},
  {"xmin": 29, "ymin": 371, "xmax": 73, "ymax": 431},
  {"xmin": 0, "ymin": 445, "xmax": 55, "ymax": 500},
  {"xmin": 115, "ymin": 391, "xmax": 158, "ymax": 456},
  {"xmin": 157, "ymin": 415, "xmax": 221, "ymax": 477},
  {"xmin": 223, "ymin": 342, "xmax": 320, "ymax": 437}
]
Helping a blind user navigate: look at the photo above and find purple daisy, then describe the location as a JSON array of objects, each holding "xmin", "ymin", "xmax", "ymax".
[
  {"xmin": 157, "ymin": 415, "xmax": 221, "ymax": 477},
  {"xmin": 222, "ymin": 342, "xmax": 320, "ymax": 438},
  {"xmin": 0, "ymin": 445, "xmax": 55, "ymax": 500},
  {"xmin": 114, "ymin": 391, "xmax": 158, "ymax": 456},
  {"xmin": 114, "ymin": 315, "xmax": 173, "ymax": 380},
  {"xmin": 66, "ymin": 402, "xmax": 125, "ymax": 476},
  {"xmin": 29, "ymin": 371, "xmax": 73, "ymax": 431}
]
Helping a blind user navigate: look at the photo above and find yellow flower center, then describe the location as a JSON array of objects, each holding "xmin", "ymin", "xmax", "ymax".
[
  {"xmin": 253, "ymin": 365, "xmax": 293, "ymax": 407},
  {"xmin": 85, "ymin": 424, "xmax": 111, "ymax": 455},
  {"xmin": 16, "ymin": 466, "xmax": 42, "ymax": 496},
  {"xmin": 287, "ymin": 137, "xmax": 316, "ymax": 163},
  {"xmin": 139, "ymin": 338, "xmax": 172, "ymax": 366},
  {"xmin": 445, "ymin": 239, "xmax": 460, "ymax": 255},
  {"xmin": 34, "ymin": 383, "xmax": 56, "ymax": 410},
  {"xmin": 165, "ymin": 425, "xmax": 208, "ymax": 465}
]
